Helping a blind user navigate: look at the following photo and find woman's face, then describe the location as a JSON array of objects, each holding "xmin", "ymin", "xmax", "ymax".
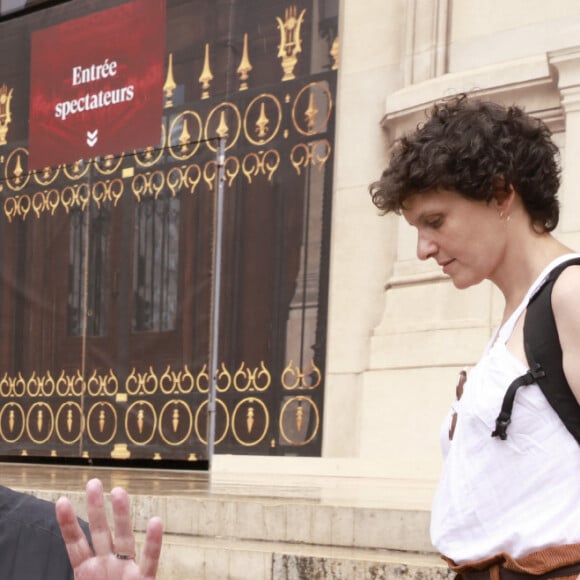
[{"xmin": 402, "ymin": 188, "xmax": 507, "ymax": 289}]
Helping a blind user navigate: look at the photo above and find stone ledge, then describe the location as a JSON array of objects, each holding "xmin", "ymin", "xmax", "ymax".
[{"xmin": 159, "ymin": 533, "xmax": 450, "ymax": 580}]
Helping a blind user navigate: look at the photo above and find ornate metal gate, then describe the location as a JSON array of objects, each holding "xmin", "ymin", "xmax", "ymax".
[{"xmin": 0, "ymin": 0, "xmax": 338, "ymax": 463}]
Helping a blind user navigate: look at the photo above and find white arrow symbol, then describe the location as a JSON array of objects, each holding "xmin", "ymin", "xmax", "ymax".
[{"xmin": 86, "ymin": 129, "xmax": 98, "ymax": 147}]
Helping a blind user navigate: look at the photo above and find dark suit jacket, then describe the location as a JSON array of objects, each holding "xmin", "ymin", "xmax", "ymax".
[{"xmin": 0, "ymin": 484, "xmax": 91, "ymax": 579}]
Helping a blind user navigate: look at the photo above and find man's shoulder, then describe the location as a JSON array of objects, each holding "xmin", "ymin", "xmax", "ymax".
[
  {"xmin": 0, "ymin": 484, "xmax": 63, "ymax": 536},
  {"xmin": 0, "ymin": 485, "xmax": 88, "ymax": 580}
]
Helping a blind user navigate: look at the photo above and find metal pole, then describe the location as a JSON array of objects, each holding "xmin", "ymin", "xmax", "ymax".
[{"xmin": 207, "ymin": 136, "xmax": 226, "ymax": 464}]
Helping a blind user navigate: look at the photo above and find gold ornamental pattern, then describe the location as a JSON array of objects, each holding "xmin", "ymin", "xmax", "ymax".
[
  {"xmin": 0, "ymin": 360, "xmax": 321, "ymax": 457},
  {"xmin": 0, "ymin": 80, "xmax": 334, "ymax": 223}
]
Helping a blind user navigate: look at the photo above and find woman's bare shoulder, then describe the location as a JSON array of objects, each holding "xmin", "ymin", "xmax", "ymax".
[{"xmin": 552, "ymin": 263, "xmax": 580, "ymax": 306}]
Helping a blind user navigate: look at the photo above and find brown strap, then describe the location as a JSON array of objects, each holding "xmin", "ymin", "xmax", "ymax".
[
  {"xmin": 461, "ymin": 563, "xmax": 580, "ymax": 580},
  {"xmin": 445, "ymin": 543, "xmax": 580, "ymax": 576}
]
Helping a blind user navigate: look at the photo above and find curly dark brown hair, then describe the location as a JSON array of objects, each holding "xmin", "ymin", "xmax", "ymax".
[{"xmin": 369, "ymin": 94, "xmax": 561, "ymax": 231}]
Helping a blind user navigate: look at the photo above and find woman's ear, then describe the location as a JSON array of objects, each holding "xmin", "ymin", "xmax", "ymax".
[{"xmin": 492, "ymin": 179, "xmax": 516, "ymax": 217}]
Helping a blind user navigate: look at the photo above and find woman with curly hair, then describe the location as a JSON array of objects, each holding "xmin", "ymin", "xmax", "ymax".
[{"xmin": 370, "ymin": 95, "xmax": 580, "ymax": 579}]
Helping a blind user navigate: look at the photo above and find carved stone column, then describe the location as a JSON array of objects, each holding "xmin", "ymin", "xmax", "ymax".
[
  {"xmin": 550, "ymin": 48, "xmax": 580, "ymax": 236},
  {"xmin": 404, "ymin": 0, "xmax": 450, "ymax": 85}
]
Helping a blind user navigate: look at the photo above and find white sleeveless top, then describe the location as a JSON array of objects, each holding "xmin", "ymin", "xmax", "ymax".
[{"xmin": 430, "ymin": 254, "xmax": 580, "ymax": 564}]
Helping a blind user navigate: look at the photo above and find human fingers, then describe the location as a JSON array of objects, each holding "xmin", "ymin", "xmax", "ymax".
[
  {"xmin": 110, "ymin": 486, "xmax": 136, "ymax": 560},
  {"xmin": 139, "ymin": 516, "xmax": 163, "ymax": 579},
  {"xmin": 85, "ymin": 478, "xmax": 115, "ymax": 557},
  {"xmin": 55, "ymin": 496, "xmax": 94, "ymax": 569}
]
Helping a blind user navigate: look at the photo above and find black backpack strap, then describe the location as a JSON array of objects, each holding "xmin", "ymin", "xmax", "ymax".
[
  {"xmin": 492, "ymin": 257, "xmax": 580, "ymax": 444},
  {"xmin": 523, "ymin": 257, "xmax": 580, "ymax": 444},
  {"xmin": 491, "ymin": 365, "xmax": 546, "ymax": 440}
]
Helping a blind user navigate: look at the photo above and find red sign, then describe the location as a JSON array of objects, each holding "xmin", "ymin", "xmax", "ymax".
[{"xmin": 29, "ymin": 0, "xmax": 166, "ymax": 170}]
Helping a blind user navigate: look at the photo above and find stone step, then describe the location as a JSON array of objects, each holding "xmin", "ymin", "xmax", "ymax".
[
  {"xmin": 158, "ymin": 534, "xmax": 451, "ymax": 580},
  {"xmin": 41, "ymin": 488, "xmax": 434, "ymax": 555},
  {"xmin": 46, "ymin": 489, "xmax": 438, "ymax": 579},
  {"xmin": 5, "ymin": 462, "xmax": 442, "ymax": 579}
]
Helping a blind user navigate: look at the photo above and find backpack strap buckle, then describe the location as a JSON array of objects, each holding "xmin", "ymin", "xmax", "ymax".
[{"xmin": 491, "ymin": 413, "xmax": 511, "ymax": 440}]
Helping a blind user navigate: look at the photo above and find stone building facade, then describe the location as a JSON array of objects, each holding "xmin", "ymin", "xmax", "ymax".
[{"xmin": 217, "ymin": 0, "xmax": 580, "ymax": 502}]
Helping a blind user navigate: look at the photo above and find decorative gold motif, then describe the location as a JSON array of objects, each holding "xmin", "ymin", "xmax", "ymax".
[
  {"xmin": 0, "ymin": 371, "xmax": 27, "ymax": 397},
  {"xmin": 0, "ymin": 403, "xmax": 25, "ymax": 443},
  {"xmin": 55, "ymin": 402, "xmax": 84, "ymax": 444},
  {"xmin": 290, "ymin": 140, "xmax": 331, "ymax": 175},
  {"xmin": 203, "ymin": 158, "xmax": 218, "ymax": 191},
  {"xmin": 131, "ymin": 171, "xmax": 165, "ymax": 201},
  {"xmin": 0, "ymin": 84, "xmax": 14, "ymax": 145},
  {"xmin": 304, "ymin": 91, "xmax": 318, "ymax": 132},
  {"xmin": 205, "ymin": 102, "xmax": 242, "ymax": 151},
  {"xmin": 196, "ymin": 364, "xmax": 211, "ymax": 394},
  {"xmin": 63, "ymin": 159, "xmax": 90, "ymax": 180},
  {"xmin": 1, "ymin": 83, "xmax": 336, "ymax": 221},
  {"xmin": 26, "ymin": 402, "xmax": 54, "ymax": 444},
  {"xmin": 246, "ymin": 405, "xmax": 254, "ymax": 433},
  {"xmin": 179, "ymin": 119, "xmax": 191, "ymax": 150},
  {"xmin": 200, "ymin": 153, "xmax": 240, "ymax": 190},
  {"xmin": 86, "ymin": 369, "xmax": 118, "ymax": 397},
  {"xmin": 237, "ymin": 33, "xmax": 253, "ymax": 90},
  {"xmin": 134, "ymin": 124, "xmax": 166, "ymax": 167},
  {"xmin": 60, "ymin": 182, "xmax": 90, "ymax": 212},
  {"xmin": 279, "ymin": 395, "xmax": 320, "ymax": 446},
  {"xmin": 231, "ymin": 397, "xmax": 269, "ymax": 446},
  {"xmin": 292, "ymin": 82, "xmax": 333, "ymax": 136},
  {"xmin": 13, "ymin": 155, "xmax": 24, "ymax": 184},
  {"xmin": 194, "ymin": 398, "xmax": 229, "ymax": 445},
  {"xmin": 87, "ymin": 402, "xmax": 117, "ymax": 445},
  {"xmin": 92, "ymin": 179, "xmax": 124, "ymax": 208},
  {"xmin": 216, "ymin": 110, "xmax": 229, "ymax": 138},
  {"xmin": 126, "ymin": 367, "xmax": 159, "ymax": 396},
  {"xmin": 233, "ymin": 361, "xmax": 271, "ymax": 392},
  {"xmin": 111, "ymin": 443, "xmax": 131, "ymax": 459},
  {"xmin": 281, "ymin": 359, "xmax": 322, "ymax": 390},
  {"xmin": 166, "ymin": 163, "xmax": 202, "ymax": 195},
  {"xmin": 164, "ymin": 53, "xmax": 177, "ymax": 108},
  {"xmin": 125, "ymin": 400, "xmax": 156, "ymax": 445},
  {"xmin": 255, "ymin": 102, "xmax": 269, "ymax": 137},
  {"xmin": 33, "ymin": 164, "xmax": 59, "ymax": 186},
  {"xmin": 242, "ymin": 149, "xmax": 280, "ymax": 183},
  {"xmin": 5, "ymin": 147, "xmax": 30, "ymax": 191},
  {"xmin": 56, "ymin": 370, "xmax": 85, "ymax": 397},
  {"xmin": 330, "ymin": 36, "xmax": 339, "ymax": 70},
  {"xmin": 215, "ymin": 362, "xmax": 233, "ymax": 393},
  {"xmin": 276, "ymin": 6, "xmax": 306, "ymax": 81},
  {"xmin": 223, "ymin": 155, "xmax": 240, "ymax": 186},
  {"xmin": 168, "ymin": 111, "xmax": 202, "ymax": 160},
  {"xmin": 94, "ymin": 154, "xmax": 124, "ymax": 176},
  {"xmin": 243, "ymin": 94, "xmax": 282, "ymax": 146},
  {"xmin": 159, "ymin": 399, "xmax": 193, "ymax": 445},
  {"xmin": 199, "ymin": 43, "xmax": 213, "ymax": 99},
  {"xmin": 134, "ymin": 146, "xmax": 163, "ymax": 167},
  {"xmin": 0, "ymin": 358, "xmax": 323, "ymax": 452},
  {"xmin": 159, "ymin": 365, "xmax": 195, "ymax": 395},
  {"xmin": 30, "ymin": 189, "xmax": 58, "ymax": 219}
]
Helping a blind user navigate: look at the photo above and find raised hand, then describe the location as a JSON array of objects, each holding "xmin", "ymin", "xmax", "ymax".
[{"xmin": 56, "ymin": 478, "xmax": 163, "ymax": 580}]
